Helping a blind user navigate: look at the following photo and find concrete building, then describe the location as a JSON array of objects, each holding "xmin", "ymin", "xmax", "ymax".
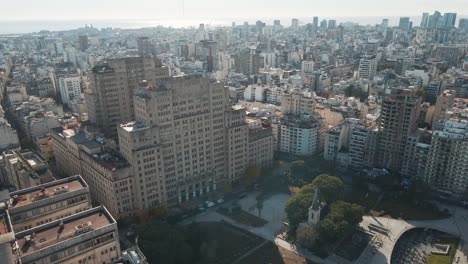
[
  {"xmin": 281, "ymin": 90, "xmax": 316, "ymax": 115},
  {"xmin": 349, "ymin": 124, "xmax": 378, "ymax": 171},
  {"xmin": 14, "ymin": 206, "xmax": 120, "ymax": 264},
  {"xmin": 432, "ymin": 90, "xmax": 455, "ymax": 129},
  {"xmin": 2, "ymin": 150, "xmax": 55, "ymax": 190},
  {"xmin": 224, "ymin": 106, "xmax": 249, "ymax": 183},
  {"xmin": 6, "ymin": 175, "xmax": 91, "ymax": 232},
  {"xmin": 58, "ymin": 74, "xmax": 81, "ymax": 108},
  {"xmin": 50, "ymin": 127, "xmax": 134, "ymax": 219},
  {"xmin": 0, "ymin": 117, "xmax": 20, "ymax": 153},
  {"xmin": 137, "ymin": 36, "xmax": 153, "ymax": 57},
  {"xmin": 424, "ymin": 119, "xmax": 468, "ymax": 194},
  {"xmin": 378, "ymin": 88, "xmax": 422, "ymax": 171},
  {"xmin": 301, "ymin": 60, "xmax": 315, "ymax": 73},
  {"xmin": 120, "ymin": 75, "xmax": 227, "ymax": 205},
  {"xmin": 358, "ymin": 56, "xmax": 377, "ymax": 80},
  {"xmin": 247, "ymin": 118, "xmax": 274, "ymax": 169},
  {"xmin": 280, "ymin": 115, "xmax": 320, "ymax": 155},
  {"xmin": 85, "ymin": 57, "xmax": 169, "ymax": 139}
]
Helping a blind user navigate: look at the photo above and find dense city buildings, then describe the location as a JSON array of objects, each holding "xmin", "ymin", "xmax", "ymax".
[{"xmin": 1, "ymin": 8, "xmax": 468, "ymax": 263}]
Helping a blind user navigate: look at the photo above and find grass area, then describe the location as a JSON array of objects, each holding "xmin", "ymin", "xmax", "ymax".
[
  {"xmin": 240, "ymin": 241, "xmax": 314, "ymax": 264},
  {"xmin": 334, "ymin": 230, "xmax": 374, "ymax": 261},
  {"xmin": 427, "ymin": 237, "xmax": 459, "ymax": 264},
  {"xmin": 217, "ymin": 208, "xmax": 267, "ymax": 227}
]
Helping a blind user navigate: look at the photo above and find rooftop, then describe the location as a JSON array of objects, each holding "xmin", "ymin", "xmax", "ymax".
[
  {"xmin": 120, "ymin": 121, "xmax": 153, "ymax": 133},
  {"xmin": 15, "ymin": 206, "xmax": 115, "ymax": 257},
  {"xmin": 83, "ymin": 150, "xmax": 129, "ymax": 171},
  {"xmin": 8, "ymin": 175, "xmax": 88, "ymax": 209}
]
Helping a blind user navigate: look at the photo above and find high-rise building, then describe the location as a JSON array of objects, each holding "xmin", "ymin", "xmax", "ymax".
[
  {"xmin": 280, "ymin": 115, "xmax": 320, "ymax": 156},
  {"xmin": 291, "ymin": 18, "xmax": 299, "ymax": 29},
  {"xmin": 120, "ymin": 75, "xmax": 228, "ymax": 205},
  {"xmin": 118, "ymin": 75, "xmax": 273, "ymax": 206},
  {"xmin": 320, "ymin": 19, "xmax": 328, "ymax": 30},
  {"xmin": 235, "ymin": 47, "xmax": 264, "ymax": 76},
  {"xmin": 58, "ymin": 74, "xmax": 81, "ymax": 108},
  {"xmin": 281, "ymin": 90, "xmax": 316, "ymax": 116},
  {"xmin": 313, "ymin": 17, "xmax": 319, "ymax": 31},
  {"xmin": 78, "ymin": 35, "xmax": 89, "ymax": 51},
  {"xmin": 421, "ymin": 13, "xmax": 429, "ymax": 28},
  {"xmin": 195, "ymin": 40, "xmax": 219, "ymax": 72},
  {"xmin": 442, "ymin": 13, "xmax": 457, "ymax": 28},
  {"xmin": 328, "ymin": 20, "xmax": 337, "ymax": 29},
  {"xmin": 432, "ymin": 90, "xmax": 455, "ymax": 128},
  {"xmin": 137, "ymin": 36, "xmax": 154, "ymax": 57},
  {"xmin": 85, "ymin": 57, "xmax": 169, "ymax": 139},
  {"xmin": 377, "ymin": 88, "xmax": 422, "ymax": 171},
  {"xmin": 358, "ymin": 55, "xmax": 377, "ymax": 80},
  {"xmin": 424, "ymin": 119, "xmax": 468, "ymax": 193},
  {"xmin": 399, "ymin": 17, "xmax": 411, "ymax": 31},
  {"xmin": 381, "ymin": 19, "xmax": 389, "ymax": 28}
]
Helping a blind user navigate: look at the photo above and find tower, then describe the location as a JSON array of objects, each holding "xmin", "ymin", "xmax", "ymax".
[{"xmin": 308, "ymin": 190, "xmax": 322, "ymax": 225}]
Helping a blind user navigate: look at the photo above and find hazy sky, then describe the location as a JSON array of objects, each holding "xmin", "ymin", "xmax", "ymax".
[{"xmin": 2, "ymin": 0, "xmax": 467, "ymax": 21}]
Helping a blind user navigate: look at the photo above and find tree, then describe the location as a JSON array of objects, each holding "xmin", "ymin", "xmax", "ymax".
[
  {"xmin": 285, "ymin": 188, "xmax": 316, "ymax": 228},
  {"xmin": 311, "ymin": 174, "xmax": 345, "ymax": 203},
  {"xmin": 318, "ymin": 201, "xmax": 364, "ymax": 243},
  {"xmin": 243, "ymin": 164, "xmax": 262, "ymax": 186},
  {"xmin": 296, "ymin": 224, "xmax": 319, "ymax": 249}
]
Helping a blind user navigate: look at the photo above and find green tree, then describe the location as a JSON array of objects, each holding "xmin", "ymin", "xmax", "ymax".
[
  {"xmin": 311, "ymin": 174, "xmax": 345, "ymax": 203},
  {"xmin": 318, "ymin": 201, "xmax": 364, "ymax": 243}
]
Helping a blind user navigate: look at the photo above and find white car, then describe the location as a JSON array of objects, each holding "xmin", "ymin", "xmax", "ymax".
[{"xmin": 217, "ymin": 198, "xmax": 224, "ymax": 204}]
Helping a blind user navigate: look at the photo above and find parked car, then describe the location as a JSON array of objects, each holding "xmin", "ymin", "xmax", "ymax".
[
  {"xmin": 205, "ymin": 201, "xmax": 215, "ymax": 208},
  {"xmin": 216, "ymin": 198, "xmax": 225, "ymax": 204}
]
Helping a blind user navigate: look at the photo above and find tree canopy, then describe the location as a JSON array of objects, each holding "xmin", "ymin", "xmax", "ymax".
[{"xmin": 285, "ymin": 174, "xmax": 345, "ymax": 228}]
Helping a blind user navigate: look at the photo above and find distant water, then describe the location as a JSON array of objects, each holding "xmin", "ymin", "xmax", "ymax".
[{"xmin": 0, "ymin": 16, "xmax": 464, "ymax": 35}]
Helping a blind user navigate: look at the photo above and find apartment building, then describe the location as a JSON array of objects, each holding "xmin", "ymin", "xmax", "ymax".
[
  {"xmin": 2, "ymin": 150, "xmax": 55, "ymax": 190},
  {"xmin": 85, "ymin": 57, "xmax": 169, "ymax": 139},
  {"xmin": 51, "ymin": 127, "xmax": 134, "ymax": 218},
  {"xmin": 424, "ymin": 119, "xmax": 468, "ymax": 193},
  {"xmin": 13, "ymin": 206, "xmax": 120, "ymax": 264},
  {"xmin": 377, "ymin": 88, "xmax": 422, "ymax": 171},
  {"xmin": 432, "ymin": 90, "xmax": 455, "ymax": 129},
  {"xmin": 348, "ymin": 124, "xmax": 378, "ymax": 171},
  {"xmin": 224, "ymin": 106, "xmax": 249, "ymax": 183},
  {"xmin": 281, "ymin": 90, "xmax": 316, "ymax": 115},
  {"xmin": 247, "ymin": 118, "xmax": 274, "ymax": 168},
  {"xmin": 6, "ymin": 175, "xmax": 91, "ymax": 232},
  {"xmin": 280, "ymin": 115, "xmax": 320, "ymax": 155}
]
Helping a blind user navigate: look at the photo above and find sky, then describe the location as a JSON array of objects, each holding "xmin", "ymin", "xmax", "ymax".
[{"xmin": 2, "ymin": 0, "xmax": 467, "ymax": 21}]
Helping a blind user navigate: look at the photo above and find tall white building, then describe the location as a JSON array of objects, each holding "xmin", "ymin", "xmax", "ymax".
[
  {"xmin": 280, "ymin": 115, "xmax": 320, "ymax": 155},
  {"xmin": 58, "ymin": 75, "xmax": 81, "ymax": 108},
  {"xmin": 358, "ymin": 56, "xmax": 377, "ymax": 80},
  {"xmin": 301, "ymin": 60, "xmax": 315, "ymax": 73}
]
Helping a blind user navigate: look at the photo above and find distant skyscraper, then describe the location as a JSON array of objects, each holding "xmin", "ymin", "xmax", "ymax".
[
  {"xmin": 137, "ymin": 36, "xmax": 153, "ymax": 57},
  {"xmin": 320, "ymin": 19, "xmax": 328, "ymax": 30},
  {"xmin": 381, "ymin": 19, "xmax": 389, "ymax": 28},
  {"xmin": 427, "ymin": 11, "xmax": 442, "ymax": 28},
  {"xmin": 398, "ymin": 17, "xmax": 411, "ymax": 31},
  {"xmin": 421, "ymin": 12, "xmax": 429, "ymax": 28},
  {"xmin": 274, "ymin": 20, "xmax": 281, "ymax": 26},
  {"xmin": 313, "ymin": 17, "xmax": 319, "ymax": 31},
  {"xmin": 442, "ymin": 13, "xmax": 457, "ymax": 28},
  {"xmin": 291, "ymin": 18, "xmax": 299, "ymax": 29},
  {"xmin": 78, "ymin": 35, "xmax": 89, "ymax": 51},
  {"xmin": 328, "ymin": 20, "xmax": 337, "ymax": 29}
]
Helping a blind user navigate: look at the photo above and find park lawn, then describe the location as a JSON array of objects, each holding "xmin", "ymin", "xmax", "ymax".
[{"xmin": 427, "ymin": 237, "xmax": 459, "ymax": 264}]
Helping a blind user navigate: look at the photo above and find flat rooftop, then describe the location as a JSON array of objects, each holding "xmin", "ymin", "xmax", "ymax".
[
  {"xmin": 16, "ymin": 206, "xmax": 114, "ymax": 256},
  {"xmin": 8, "ymin": 176, "xmax": 87, "ymax": 209},
  {"xmin": 83, "ymin": 151, "xmax": 129, "ymax": 171}
]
